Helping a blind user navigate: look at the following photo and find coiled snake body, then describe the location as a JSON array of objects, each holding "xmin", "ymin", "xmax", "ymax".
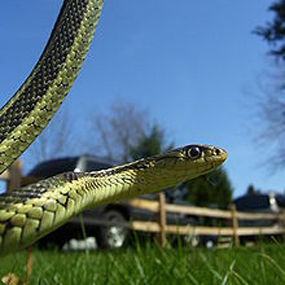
[{"xmin": 0, "ymin": 0, "xmax": 227, "ymax": 256}]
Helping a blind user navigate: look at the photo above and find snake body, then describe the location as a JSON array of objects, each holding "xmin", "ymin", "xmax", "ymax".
[
  {"xmin": 0, "ymin": 0, "xmax": 227, "ymax": 256},
  {"xmin": 0, "ymin": 0, "xmax": 103, "ymax": 173}
]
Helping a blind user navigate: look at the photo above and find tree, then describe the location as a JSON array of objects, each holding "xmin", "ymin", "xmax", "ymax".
[
  {"xmin": 92, "ymin": 101, "xmax": 172, "ymax": 163},
  {"xmin": 254, "ymin": 0, "xmax": 285, "ymax": 62},
  {"xmin": 254, "ymin": 1, "xmax": 285, "ymax": 168},
  {"xmin": 185, "ymin": 168, "xmax": 233, "ymax": 209},
  {"xmin": 255, "ymin": 84, "xmax": 285, "ymax": 168},
  {"xmin": 246, "ymin": 184, "xmax": 261, "ymax": 196},
  {"xmin": 129, "ymin": 125, "xmax": 173, "ymax": 160}
]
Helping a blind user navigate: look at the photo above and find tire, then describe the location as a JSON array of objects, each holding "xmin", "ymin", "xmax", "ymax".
[{"xmin": 96, "ymin": 210, "xmax": 129, "ymax": 249}]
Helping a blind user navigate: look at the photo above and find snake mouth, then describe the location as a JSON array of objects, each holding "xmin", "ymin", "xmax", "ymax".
[{"xmin": 216, "ymin": 148, "xmax": 228, "ymax": 164}]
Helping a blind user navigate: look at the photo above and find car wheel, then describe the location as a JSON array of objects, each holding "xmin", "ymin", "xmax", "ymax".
[{"xmin": 96, "ymin": 210, "xmax": 129, "ymax": 249}]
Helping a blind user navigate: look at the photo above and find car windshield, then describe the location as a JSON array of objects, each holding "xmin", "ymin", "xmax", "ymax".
[
  {"xmin": 28, "ymin": 158, "xmax": 79, "ymax": 179},
  {"xmin": 85, "ymin": 160, "xmax": 112, "ymax": 171}
]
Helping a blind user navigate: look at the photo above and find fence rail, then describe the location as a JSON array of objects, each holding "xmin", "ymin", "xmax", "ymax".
[
  {"xmin": 129, "ymin": 199, "xmax": 280, "ymax": 220},
  {"xmin": 131, "ymin": 221, "xmax": 285, "ymax": 236}
]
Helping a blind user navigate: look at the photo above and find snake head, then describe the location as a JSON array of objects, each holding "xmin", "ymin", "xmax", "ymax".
[{"xmin": 151, "ymin": 144, "xmax": 227, "ymax": 184}]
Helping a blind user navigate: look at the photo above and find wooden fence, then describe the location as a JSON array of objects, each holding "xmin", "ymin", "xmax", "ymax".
[
  {"xmin": 128, "ymin": 197, "xmax": 285, "ymax": 247},
  {"xmin": 1, "ymin": 161, "xmax": 285, "ymax": 248}
]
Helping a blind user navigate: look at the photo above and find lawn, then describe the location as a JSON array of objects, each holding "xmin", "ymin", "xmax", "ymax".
[{"xmin": 0, "ymin": 242, "xmax": 285, "ymax": 284}]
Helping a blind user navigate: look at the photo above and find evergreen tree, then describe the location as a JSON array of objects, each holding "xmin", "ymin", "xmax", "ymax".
[
  {"xmin": 246, "ymin": 184, "xmax": 261, "ymax": 196},
  {"xmin": 129, "ymin": 125, "xmax": 172, "ymax": 160},
  {"xmin": 185, "ymin": 168, "xmax": 233, "ymax": 209}
]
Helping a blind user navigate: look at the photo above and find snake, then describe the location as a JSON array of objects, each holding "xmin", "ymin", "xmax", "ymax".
[{"xmin": 0, "ymin": 0, "xmax": 227, "ymax": 256}]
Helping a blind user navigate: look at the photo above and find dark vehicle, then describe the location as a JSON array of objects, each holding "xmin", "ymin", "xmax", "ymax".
[
  {"xmin": 234, "ymin": 193, "xmax": 285, "ymax": 227},
  {"xmin": 25, "ymin": 155, "xmax": 196, "ymax": 249},
  {"xmin": 233, "ymin": 193, "xmax": 285, "ymax": 243},
  {"xmin": 234, "ymin": 193, "xmax": 285, "ymax": 213}
]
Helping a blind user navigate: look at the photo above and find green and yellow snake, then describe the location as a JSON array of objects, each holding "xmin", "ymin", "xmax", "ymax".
[{"xmin": 0, "ymin": 0, "xmax": 227, "ymax": 256}]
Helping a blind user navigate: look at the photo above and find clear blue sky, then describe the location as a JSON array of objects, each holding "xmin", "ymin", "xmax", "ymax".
[{"xmin": 0, "ymin": 0, "xmax": 283, "ymax": 197}]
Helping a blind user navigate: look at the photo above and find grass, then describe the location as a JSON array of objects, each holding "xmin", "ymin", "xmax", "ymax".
[{"xmin": 0, "ymin": 241, "xmax": 285, "ymax": 284}]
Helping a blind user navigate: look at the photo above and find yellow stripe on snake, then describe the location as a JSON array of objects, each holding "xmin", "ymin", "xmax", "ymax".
[{"xmin": 0, "ymin": 0, "xmax": 227, "ymax": 256}]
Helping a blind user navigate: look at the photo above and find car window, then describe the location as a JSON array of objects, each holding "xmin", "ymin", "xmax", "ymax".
[
  {"xmin": 85, "ymin": 160, "xmax": 112, "ymax": 171},
  {"xmin": 235, "ymin": 195, "xmax": 270, "ymax": 211}
]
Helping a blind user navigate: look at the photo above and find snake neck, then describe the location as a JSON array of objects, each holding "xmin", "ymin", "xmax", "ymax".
[{"xmin": 50, "ymin": 160, "xmax": 180, "ymax": 211}]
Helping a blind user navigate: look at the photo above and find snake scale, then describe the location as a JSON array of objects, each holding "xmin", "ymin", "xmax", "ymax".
[{"xmin": 0, "ymin": 0, "xmax": 227, "ymax": 256}]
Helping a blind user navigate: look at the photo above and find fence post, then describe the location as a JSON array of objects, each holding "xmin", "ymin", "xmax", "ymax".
[
  {"xmin": 7, "ymin": 160, "xmax": 22, "ymax": 192},
  {"xmin": 230, "ymin": 203, "xmax": 240, "ymax": 246},
  {"xmin": 158, "ymin": 192, "xmax": 166, "ymax": 248}
]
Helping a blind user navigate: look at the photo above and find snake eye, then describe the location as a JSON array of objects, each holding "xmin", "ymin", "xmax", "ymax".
[{"xmin": 187, "ymin": 147, "xmax": 201, "ymax": 159}]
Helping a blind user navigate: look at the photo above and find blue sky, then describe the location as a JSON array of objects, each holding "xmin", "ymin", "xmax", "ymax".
[{"xmin": 0, "ymin": 0, "xmax": 284, "ymax": 197}]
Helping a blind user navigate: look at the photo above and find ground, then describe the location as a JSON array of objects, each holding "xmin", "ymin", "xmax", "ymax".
[{"xmin": 0, "ymin": 241, "xmax": 285, "ymax": 284}]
